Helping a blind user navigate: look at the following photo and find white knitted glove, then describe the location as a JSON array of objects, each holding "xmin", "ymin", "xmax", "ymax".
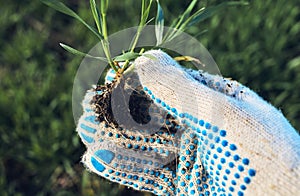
[{"xmin": 77, "ymin": 50, "xmax": 300, "ymax": 196}]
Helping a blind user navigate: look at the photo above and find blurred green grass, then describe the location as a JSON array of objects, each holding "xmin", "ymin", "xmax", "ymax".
[{"xmin": 0, "ymin": 0, "xmax": 299, "ymax": 195}]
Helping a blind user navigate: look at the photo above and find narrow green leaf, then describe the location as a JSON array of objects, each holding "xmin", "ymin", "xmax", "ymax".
[
  {"xmin": 163, "ymin": 0, "xmax": 198, "ymax": 43},
  {"xmin": 114, "ymin": 52, "xmax": 140, "ymax": 62},
  {"xmin": 41, "ymin": 0, "xmax": 76, "ymax": 16},
  {"xmin": 146, "ymin": 17, "xmax": 155, "ymax": 25},
  {"xmin": 41, "ymin": 0, "xmax": 104, "ymax": 40},
  {"xmin": 177, "ymin": 6, "xmax": 205, "ymax": 31},
  {"xmin": 194, "ymin": 29, "xmax": 208, "ymax": 38},
  {"xmin": 180, "ymin": 0, "xmax": 198, "ymax": 24},
  {"xmin": 155, "ymin": 0, "xmax": 164, "ymax": 45},
  {"xmin": 101, "ymin": 0, "xmax": 108, "ymax": 15},
  {"xmin": 59, "ymin": 43, "xmax": 107, "ymax": 61},
  {"xmin": 142, "ymin": 0, "xmax": 153, "ymax": 25},
  {"xmin": 129, "ymin": 0, "xmax": 153, "ymax": 51},
  {"xmin": 166, "ymin": 7, "xmax": 205, "ymax": 42},
  {"xmin": 90, "ymin": 0, "xmax": 102, "ymax": 33},
  {"xmin": 141, "ymin": 0, "xmax": 145, "ymax": 20},
  {"xmin": 187, "ymin": 2, "xmax": 249, "ymax": 27},
  {"xmin": 172, "ymin": 0, "xmax": 198, "ymax": 30},
  {"xmin": 100, "ymin": 0, "xmax": 109, "ymax": 40}
]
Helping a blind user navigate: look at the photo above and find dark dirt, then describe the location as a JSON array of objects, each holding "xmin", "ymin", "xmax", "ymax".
[{"xmin": 90, "ymin": 72, "xmax": 181, "ymax": 139}]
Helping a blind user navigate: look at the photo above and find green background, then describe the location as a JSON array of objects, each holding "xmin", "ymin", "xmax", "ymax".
[{"xmin": 0, "ymin": 0, "xmax": 299, "ymax": 195}]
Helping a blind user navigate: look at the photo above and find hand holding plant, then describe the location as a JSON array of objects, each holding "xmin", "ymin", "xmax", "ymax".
[{"xmin": 42, "ymin": 1, "xmax": 300, "ymax": 195}]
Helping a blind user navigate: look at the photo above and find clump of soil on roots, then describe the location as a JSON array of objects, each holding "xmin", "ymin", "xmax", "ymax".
[
  {"xmin": 90, "ymin": 72, "xmax": 180, "ymax": 136},
  {"xmin": 90, "ymin": 74, "xmax": 154, "ymax": 128}
]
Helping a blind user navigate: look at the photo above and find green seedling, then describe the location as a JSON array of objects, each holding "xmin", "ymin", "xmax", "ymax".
[{"xmin": 41, "ymin": 0, "xmax": 248, "ymax": 75}]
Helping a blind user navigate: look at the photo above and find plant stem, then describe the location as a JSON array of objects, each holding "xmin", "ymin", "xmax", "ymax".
[
  {"xmin": 102, "ymin": 14, "xmax": 108, "ymax": 39},
  {"xmin": 119, "ymin": 0, "xmax": 152, "ymax": 74},
  {"xmin": 130, "ymin": 28, "xmax": 142, "ymax": 52},
  {"xmin": 101, "ymin": 40, "xmax": 116, "ymax": 71},
  {"xmin": 100, "ymin": 1, "xmax": 117, "ymax": 72}
]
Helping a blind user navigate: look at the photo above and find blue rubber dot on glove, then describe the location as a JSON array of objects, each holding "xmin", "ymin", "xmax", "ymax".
[
  {"xmin": 95, "ymin": 149, "xmax": 115, "ymax": 164},
  {"xmin": 79, "ymin": 132, "xmax": 94, "ymax": 143},
  {"xmin": 84, "ymin": 115, "xmax": 100, "ymax": 125},
  {"xmin": 80, "ymin": 123, "xmax": 97, "ymax": 134},
  {"xmin": 91, "ymin": 156, "xmax": 106, "ymax": 172}
]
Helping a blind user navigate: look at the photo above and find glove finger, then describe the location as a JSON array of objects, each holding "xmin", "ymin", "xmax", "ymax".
[{"xmin": 77, "ymin": 74, "xmax": 184, "ymax": 195}]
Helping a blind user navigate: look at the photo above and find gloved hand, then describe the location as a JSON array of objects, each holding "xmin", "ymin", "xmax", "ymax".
[{"xmin": 77, "ymin": 50, "xmax": 300, "ymax": 196}]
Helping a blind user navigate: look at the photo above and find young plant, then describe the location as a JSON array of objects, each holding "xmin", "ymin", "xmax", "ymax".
[{"xmin": 41, "ymin": 0, "xmax": 248, "ymax": 75}]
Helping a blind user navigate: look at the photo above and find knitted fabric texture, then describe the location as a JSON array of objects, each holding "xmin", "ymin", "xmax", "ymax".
[{"xmin": 77, "ymin": 50, "xmax": 300, "ymax": 196}]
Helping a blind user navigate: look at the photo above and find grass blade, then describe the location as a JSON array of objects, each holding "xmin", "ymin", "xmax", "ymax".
[
  {"xmin": 101, "ymin": 0, "xmax": 109, "ymax": 15},
  {"xmin": 114, "ymin": 52, "xmax": 140, "ymax": 62},
  {"xmin": 59, "ymin": 43, "xmax": 107, "ymax": 61},
  {"xmin": 155, "ymin": 0, "xmax": 164, "ymax": 45},
  {"xmin": 90, "ymin": 0, "xmax": 102, "ymax": 33},
  {"xmin": 186, "ymin": 1, "xmax": 249, "ymax": 27},
  {"xmin": 141, "ymin": 0, "xmax": 153, "ymax": 25},
  {"xmin": 100, "ymin": 0, "xmax": 109, "ymax": 39},
  {"xmin": 41, "ymin": 0, "xmax": 103, "ymax": 40},
  {"xmin": 97, "ymin": 0, "xmax": 116, "ymax": 71},
  {"xmin": 171, "ymin": 0, "xmax": 198, "ymax": 30},
  {"xmin": 177, "ymin": 0, "xmax": 198, "ymax": 27},
  {"xmin": 129, "ymin": 0, "xmax": 153, "ymax": 51},
  {"xmin": 41, "ymin": 0, "xmax": 76, "ymax": 16},
  {"xmin": 163, "ymin": 0, "xmax": 198, "ymax": 42},
  {"xmin": 164, "ymin": 1, "xmax": 248, "ymax": 42}
]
